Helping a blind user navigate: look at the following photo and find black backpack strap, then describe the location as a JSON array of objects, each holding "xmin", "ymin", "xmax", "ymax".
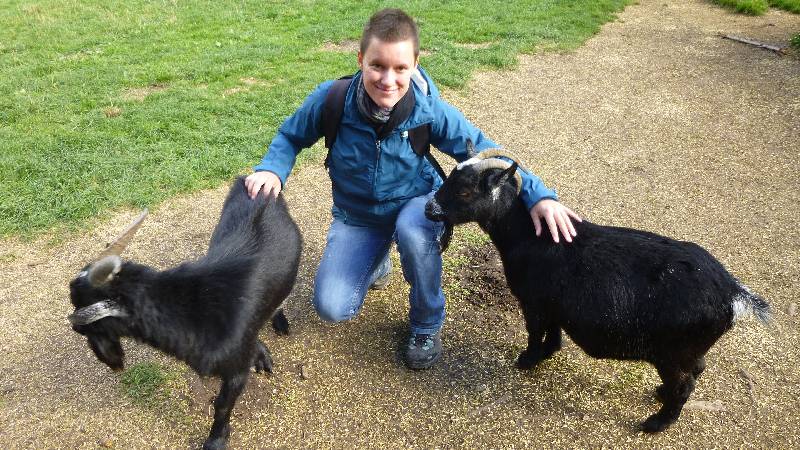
[
  {"xmin": 424, "ymin": 145, "xmax": 447, "ymax": 181},
  {"xmin": 408, "ymin": 124, "xmax": 429, "ymax": 156},
  {"xmin": 322, "ymin": 76, "xmax": 353, "ymax": 168}
]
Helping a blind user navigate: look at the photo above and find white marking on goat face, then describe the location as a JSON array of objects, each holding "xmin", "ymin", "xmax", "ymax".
[
  {"xmin": 456, "ymin": 157, "xmax": 481, "ymax": 170},
  {"xmin": 78, "ymin": 270, "xmax": 88, "ymax": 278},
  {"xmin": 491, "ymin": 185, "xmax": 501, "ymax": 202}
]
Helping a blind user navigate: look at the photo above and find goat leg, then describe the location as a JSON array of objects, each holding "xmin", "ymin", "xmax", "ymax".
[
  {"xmin": 252, "ymin": 340, "xmax": 274, "ymax": 374},
  {"xmin": 654, "ymin": 357, "xmax": 706, "ymax": 403},
  {"xmin": 541, "ymin": 324, "xmax": 562, "ymax": 359},
  {"xmin": 203, "ymin": 372, "xmax": 249, "ymax": 450},
  {"xmin": 641, "ymin": 364, "xmax": 696, "ymax": 433},
  {"xmin": 270, "ymin": 308, "xmax": 290, "ymax": 336},
  {"xmin": 516, "ymin": 304, "xmax": 546, "ymax": 370}
]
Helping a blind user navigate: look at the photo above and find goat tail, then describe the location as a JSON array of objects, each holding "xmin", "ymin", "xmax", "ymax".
[{"xmin": 732, "ymin": 283, "xmax": 771, "ymax": 325}]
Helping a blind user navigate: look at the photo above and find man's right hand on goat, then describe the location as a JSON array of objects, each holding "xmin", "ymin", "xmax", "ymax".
[
  {"xmin": 530, "ymin": 198, "xmax": 582, "ymax": 244},
  {"xmin": 245, "ymin": 170, "xmax": 282, "ymax": 200}
]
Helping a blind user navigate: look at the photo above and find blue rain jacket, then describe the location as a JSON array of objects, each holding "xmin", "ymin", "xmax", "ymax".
[{"xmin": 254, "ymin": 67, "xmax": 557, "ymax": 227}]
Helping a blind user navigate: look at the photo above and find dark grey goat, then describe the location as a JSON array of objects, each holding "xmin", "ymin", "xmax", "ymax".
[
  {"xmin": 68, "ymin": 176, "xmax": 302, "ymax": 449},
  {"xmin": 425, "ymin": 147, "xmax": 770, "ymax": 433}
]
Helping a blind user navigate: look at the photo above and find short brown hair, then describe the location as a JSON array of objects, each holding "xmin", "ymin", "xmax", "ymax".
[{"xmin": 360, "ymin": 8, "xmax": 420, "ymax": 57}]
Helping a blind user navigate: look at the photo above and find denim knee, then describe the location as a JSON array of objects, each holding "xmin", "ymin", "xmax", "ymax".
[{"xmin": 313, "ymin": 292, "xmax": 358, "ymax": 323}]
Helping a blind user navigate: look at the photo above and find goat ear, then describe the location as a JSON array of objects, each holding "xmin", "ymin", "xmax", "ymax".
[
  {"xmin": 465, "ymin": 139, "xmax": 477, "ymax": 158},
  {"xmin": 87, "ymin": 255, "xmax": 123, "ymax": 286},
  {"xmin": 496, "ymin": 161, "xmax": 519, "ymax": 188}
]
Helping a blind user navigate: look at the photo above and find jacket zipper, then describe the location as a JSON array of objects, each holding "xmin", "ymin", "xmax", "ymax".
[{"xmin": 373, "ymin": 139, "xmax": 381, "ymax": 197}]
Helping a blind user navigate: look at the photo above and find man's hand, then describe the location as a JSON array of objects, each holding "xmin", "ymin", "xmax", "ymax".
[
  {"xmin": 244, "ymin": 171, "xmax": 282, "ymax": 200},
  {"xmin": 530, "ymin": 199, "xmax": 582, "ymax": 243}
]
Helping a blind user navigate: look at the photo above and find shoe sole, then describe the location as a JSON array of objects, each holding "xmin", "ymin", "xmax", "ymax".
[{"xmin": 405, "ymin": 352, "xmax": 442, "ymax": 370}]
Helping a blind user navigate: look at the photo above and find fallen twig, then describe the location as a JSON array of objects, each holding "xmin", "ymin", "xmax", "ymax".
[
  {"xmin": 720, "ymin": 34, "xmax": 786, "ymax": 55},
  {"xmin": 739, "ymin": 368, "xmax": 757, "ymax": 404}
]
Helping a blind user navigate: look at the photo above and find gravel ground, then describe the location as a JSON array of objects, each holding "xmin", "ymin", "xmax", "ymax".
[{"xmin": 1, "ymin": 1, "xmax": 798, "ymax": 448}]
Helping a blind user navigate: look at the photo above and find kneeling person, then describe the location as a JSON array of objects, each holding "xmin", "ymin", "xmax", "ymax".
[{"xmin": 245, "ymin": 8, "xmax": 580, "ymax": 369}]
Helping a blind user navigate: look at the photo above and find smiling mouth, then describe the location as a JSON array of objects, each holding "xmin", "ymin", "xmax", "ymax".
[{"xmin": 375, "ymin": 86, "xmax": 397, "ymax": 94}]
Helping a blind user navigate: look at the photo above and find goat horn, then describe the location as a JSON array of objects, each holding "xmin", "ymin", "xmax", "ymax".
[
  {"xmin": 476, "ymin": 149, "xmax": 529, "ymax": 172},
  {"xmin": 470, "ymin": 158, "xmax": 523, "ymax": 195},
  {"xmin": 474, "ymin": 149, "xmax": 508, "ymax": 160},
  {"xmin": 456, "ymin": 148, "xmax": 525, "ymax": 194},
  {"xmin": 68, "ymin": 300, "xmax": 128, "ymax": 326},
  {"xmin": 456, "ymin": 148, "xmax": 507, "ymax": 170},
  {"xmin": 96, "ymin": 209, "xmax": 148, "ymax": 260}
]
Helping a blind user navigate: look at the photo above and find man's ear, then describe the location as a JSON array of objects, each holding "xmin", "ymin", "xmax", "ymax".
[{"xmin": 357, "ymin": 51, "xmax": 363, "ymax": 68}]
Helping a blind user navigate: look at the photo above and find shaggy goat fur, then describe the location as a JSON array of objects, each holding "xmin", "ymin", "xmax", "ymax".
[
  {"xmin": 68, "ymin": 176, "xmax": 302, "ymax": 449},
  {"xmin": 425, "ymin": 155, "xmax": 770, "ymax": 433}
]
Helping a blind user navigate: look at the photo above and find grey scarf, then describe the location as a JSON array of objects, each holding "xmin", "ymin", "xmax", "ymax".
[
  {"xmin": 356, "ymin": 79, "xmax": 394, "ymax": 124},
  {"xmin": 356, "ymin": 77, "xmax": 418, "ymax": 140}
]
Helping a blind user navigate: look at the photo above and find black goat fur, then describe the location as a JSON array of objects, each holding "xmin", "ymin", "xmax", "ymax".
[
  {"xmin": 68, "ymin": 176, "xmax": 302, "ymax": 449},
  {"xmin": 425, "ymin": 161, "xmax": 770, "ymax": 433}
]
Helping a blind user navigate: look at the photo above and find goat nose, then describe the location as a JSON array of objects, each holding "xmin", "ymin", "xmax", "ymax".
[{"xmin": 425, "ymin": 200, "xmax": 444, "ymax": 221}]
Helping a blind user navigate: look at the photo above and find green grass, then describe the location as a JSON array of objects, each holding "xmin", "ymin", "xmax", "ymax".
[
  {"xmin": 770, "ymin": 0, "xmax": 800, "ymax": 13},
  {"xmin": 119, "ymin": 362, "xmax": 192, "ymax": 425},
  {"xmin": 710, "ymin": 0, "xmax": 800, "ymax": 14},
  {"xmin": 120, "ymin": 362, "xmax": 171, "ymax": 405},
  {"xmin": 1, "ymin": 0, "xmax": 634, "ymax": 238},
  {"xmin": 712, "ymin": 0, "xmax": 769, "ymax": 14}
]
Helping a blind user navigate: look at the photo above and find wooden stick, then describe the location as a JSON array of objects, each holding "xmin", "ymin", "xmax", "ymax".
[{"xmin": 720, "ymin": 34, "xmax": 786, "ymax": 54}]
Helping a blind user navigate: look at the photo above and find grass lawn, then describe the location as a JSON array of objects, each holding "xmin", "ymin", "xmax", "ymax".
[
  {"xmin": 2, "ymin": 0, "xmax": 633, "ymax": 238},
  {"xmin": 711, "ymin": 0, "xmax": 800, "ymax": 14}
]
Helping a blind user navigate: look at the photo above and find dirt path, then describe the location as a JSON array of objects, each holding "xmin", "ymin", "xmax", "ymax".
[{"xmin": 2, "ymin": 1, "xmax": 798, "ymax": 448}]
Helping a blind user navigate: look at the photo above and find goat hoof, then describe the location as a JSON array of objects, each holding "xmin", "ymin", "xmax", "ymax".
[
  {"xmin": 254, "ymin": 352, "xmax": 274, "ymax": 374},
  {"xmin": 515, "ymin": 350, "xmax": 541, "ymax": 370},
  {"xmin": 542, "ymin": 346, "xmax": 561, "ymax": 359},
  {"xmin": 639, "ymin": 414, "xmax": 670, "ymax": 433},
  {"xmin": 271, "ymin": 310, "xmax": 291, "ymax": 336}
]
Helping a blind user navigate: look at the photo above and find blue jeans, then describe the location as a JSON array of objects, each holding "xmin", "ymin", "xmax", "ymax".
[{"xmin": 312, "ymin": 193, "xmax": 446, "ymax": 334}]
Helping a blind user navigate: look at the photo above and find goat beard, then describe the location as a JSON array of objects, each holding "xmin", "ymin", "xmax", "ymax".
[
  {"xmin": 87, "ymin": 333, "xmax": 126, "ymax": 371},
  {"xmin": 439, "ymin": 222, "xmax": 454, "ymax": 253}
]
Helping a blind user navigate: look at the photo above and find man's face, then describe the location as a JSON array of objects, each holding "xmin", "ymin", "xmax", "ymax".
[{"xmin": 358, "ymin": 37, "xmax": 418, "ymax": 109}]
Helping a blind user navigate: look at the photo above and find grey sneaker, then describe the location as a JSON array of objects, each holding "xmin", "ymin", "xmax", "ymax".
[
  {"xmin": 405, "ymin": 331, "xmax": 442, "ymax": 370},
  {"xmin": 369, "ymin": 258, "xmax": 392, "ymax": 290}
]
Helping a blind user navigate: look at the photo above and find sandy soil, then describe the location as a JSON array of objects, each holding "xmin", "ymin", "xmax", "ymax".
[{"xmin": 1, "ymin": 1, "xmax": 798, "ymax": 448}]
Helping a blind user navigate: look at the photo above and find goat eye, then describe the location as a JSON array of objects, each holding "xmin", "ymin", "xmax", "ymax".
[{"xmin": 457, "ymin": 191, "xmax": 472, "ymax": 198}]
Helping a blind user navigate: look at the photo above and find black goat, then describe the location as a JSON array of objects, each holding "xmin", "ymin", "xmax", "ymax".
[
  {"xmin": 425, "ymin": 148, "xmax": 770, "ymax": 433},
  {"xmin": 68, "ymin": 176, "xmax": 302, "ymax": 449}
]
